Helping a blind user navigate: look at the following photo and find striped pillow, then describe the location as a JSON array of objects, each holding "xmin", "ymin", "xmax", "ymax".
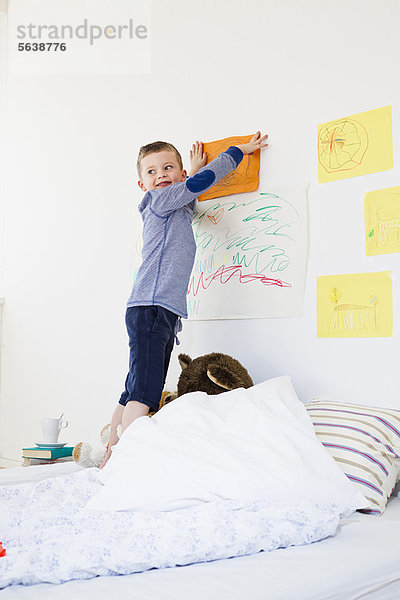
[{"xmin": 306, "ymin": 400, "xmax": 400, "ymax": 514}]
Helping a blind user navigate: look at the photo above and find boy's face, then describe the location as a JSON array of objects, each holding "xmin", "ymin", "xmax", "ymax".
[{"xmin": 138, "ymin": 150, "xmax": 187, "ymax": 192}]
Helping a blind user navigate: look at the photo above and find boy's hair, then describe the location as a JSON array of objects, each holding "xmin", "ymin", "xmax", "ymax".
[{"xmin": 137, "ymin": 141, "xmax": 183, "ymax": 178}]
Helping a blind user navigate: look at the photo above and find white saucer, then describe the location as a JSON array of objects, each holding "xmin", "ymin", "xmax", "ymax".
[{"xmin": 35, "ymin": 442, "xmax": 68, "ymax": 448}]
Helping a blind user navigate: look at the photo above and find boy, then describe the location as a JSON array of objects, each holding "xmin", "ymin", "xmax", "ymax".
[{"xmin": 99, "ymin": 132, "xmax": 268, "ymax": 469}]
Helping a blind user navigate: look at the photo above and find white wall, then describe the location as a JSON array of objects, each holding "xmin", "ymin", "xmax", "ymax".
[{"xmin": 1, "ymin": 0, "xmax": 399, "ymax": 463}]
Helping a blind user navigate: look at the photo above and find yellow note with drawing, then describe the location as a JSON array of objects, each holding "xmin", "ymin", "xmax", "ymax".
[
  {"xmin": 365, "ymin": 186, "xmax": 400, "ymax": 255},
  {"xmin": 317, "ymin": 271, "xmax": 393, "ymax": 337},
  {"xmin": 317, "ymin": 106, "xmax": 393, "ymax": 183}
]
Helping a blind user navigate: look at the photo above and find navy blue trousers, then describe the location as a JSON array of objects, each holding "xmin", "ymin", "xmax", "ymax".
[{"xmin": 119, "ymin": 305, "xmax": 178, "ymax": 412}]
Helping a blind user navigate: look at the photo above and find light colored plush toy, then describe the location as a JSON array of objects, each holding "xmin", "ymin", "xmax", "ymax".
[
  {"xmin": 73, "ymin": 392, "xmax": 172, "ymax": 468},
  {"xmin": 72, "ymin": 424, "xmax": 120, "ymax": 468}
]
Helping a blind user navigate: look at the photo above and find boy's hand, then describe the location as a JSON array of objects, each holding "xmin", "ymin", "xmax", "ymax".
[
  {"xmin": 236, "ymin": 131, "xmax": 269, "ymax": 155},
  {"xmin": 189, "ymin": 141, "xmax": 207, "ymax": 176}
]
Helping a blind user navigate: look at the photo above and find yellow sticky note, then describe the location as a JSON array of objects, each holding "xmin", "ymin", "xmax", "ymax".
[
  {"xmin": 365, "ymin": 186, "xmax": 400, "ymax": 255},
  {"xmin": 317, "ymin": 272, "xmax": 393, "ymax": 337},
  {"xmin": 198, "ymin": 135, "xmax": 260, "ymax": 202},
  {"xmin": 318, "ymin": 106, "xmax": 393, "ymax": 183}
]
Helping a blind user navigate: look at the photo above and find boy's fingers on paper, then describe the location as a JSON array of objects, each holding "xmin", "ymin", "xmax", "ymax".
[
  {"xmin": 257, "ymin": 134, "xmax": 268, "ymax": 144},
  {"xmin": 192, "ymin": 141, "xmax": 202, "ymax": 154}
]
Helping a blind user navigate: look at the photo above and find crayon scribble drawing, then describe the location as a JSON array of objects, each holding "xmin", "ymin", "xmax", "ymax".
[
  {"xmin": 318, "ymin": 106, "xmax": 393, "ymax": 183},
  {"xmin": 198, "ymin": 135, "xmax": 260, "ymax": 202},
  {"xmin": 319, "ymin": 119, "xmax": 368, "ymax": 173},
  {"xmin": 317, "ymin": 272, "xmax": 393, "ymax": 337},
  {"xmin": 188, "ymin": 183, "xmax": 308, "ymax": 320},
  {"xmin": 365, "ymin": 186, "xmax": 400, "ymax": 256},
  {"xmin": 328, "ymin": 287, "xmax": 379, "ymax": 332}
]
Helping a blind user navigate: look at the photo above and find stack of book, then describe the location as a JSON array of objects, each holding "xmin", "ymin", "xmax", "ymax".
[{"xmin": 22, "ymin": 445, "xmax": 75, "ymax": 466}]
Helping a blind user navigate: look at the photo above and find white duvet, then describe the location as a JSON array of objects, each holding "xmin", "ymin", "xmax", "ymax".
[{"xmin": 0, "ymin": 377, "xmax": 367, "ymax": 588}]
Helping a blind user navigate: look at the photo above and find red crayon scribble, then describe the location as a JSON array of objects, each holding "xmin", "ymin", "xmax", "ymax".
[
  {"xmin": 187, "ymin": 265, "xmax": 291, "ymax": 297},
  {"xmin": 207, "ymin": 207, "xmax": 225, "ymax": 225}
]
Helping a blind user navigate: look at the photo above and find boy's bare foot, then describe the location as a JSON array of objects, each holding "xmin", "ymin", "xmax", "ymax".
[{"xmin": 99, "ymin": 446, "xmax": 112, "ymax": 469}]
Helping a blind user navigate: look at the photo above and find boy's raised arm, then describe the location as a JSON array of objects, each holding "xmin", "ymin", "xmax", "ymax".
[
  {"xmin": 188, "ymin": 132, "xmax": 268, "ymax": 176},
  {"xmin": 149, "ymin": 132, "xmax": 268, "ymax": 216},
  {"xmin": 236, "ymin": 131, "xmax": 269, "ymax": 155}
]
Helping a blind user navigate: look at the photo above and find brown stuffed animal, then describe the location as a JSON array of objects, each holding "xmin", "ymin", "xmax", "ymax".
[{"xmin": 176, "ymin": 352, "xmax": 253, "ymax": 397}]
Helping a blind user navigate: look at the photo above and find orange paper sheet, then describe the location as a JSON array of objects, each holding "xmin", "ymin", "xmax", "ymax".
[{"xmin": 198, "ymin": 135, "xmax": 260, "ymax": 202}]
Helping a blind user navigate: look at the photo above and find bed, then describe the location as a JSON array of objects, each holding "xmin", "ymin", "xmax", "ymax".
[{"xmin": 1, "ymin": 377, "xmax": 400, "ymax": 599}]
